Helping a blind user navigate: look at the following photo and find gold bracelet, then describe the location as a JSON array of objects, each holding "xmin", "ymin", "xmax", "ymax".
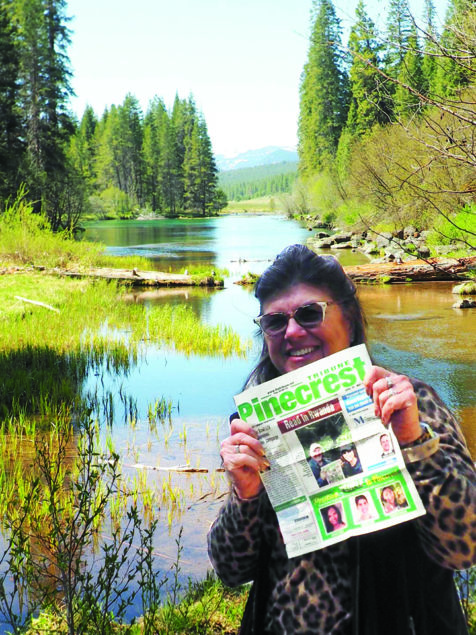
[{"xmin": 401, "ymin": 423, "xmax": 440, "ymax": 463}]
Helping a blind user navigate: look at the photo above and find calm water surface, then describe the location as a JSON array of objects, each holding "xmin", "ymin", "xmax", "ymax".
[
  {"xmin": 84, "ymin": 214, "xmax": 369, "ymax": 275},
  {"xmin": 47, "ymin": 215, "xmax": 476, "ymax": 622}
]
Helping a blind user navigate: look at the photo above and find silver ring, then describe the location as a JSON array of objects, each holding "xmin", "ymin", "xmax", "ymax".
[
  {"xmin": 386, "ymin": 376, "xmax": 393, "ymax": 389},
  {"xmin": 235, "ymin": 444, "xmax": 240, "ymax": 454},
  {"xmin": 389, "ymin": 387, "xmax": 396, "ymax": 397}
]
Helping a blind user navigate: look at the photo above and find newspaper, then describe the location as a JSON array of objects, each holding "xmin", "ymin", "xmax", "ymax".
[{"xmin": 234, "ymin": 344, "xmax": 425, "ymax": 558}]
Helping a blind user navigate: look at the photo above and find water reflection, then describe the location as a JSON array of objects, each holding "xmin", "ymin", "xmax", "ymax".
[{"xmin": 84, "ymin": 214, "xmax": 369, "ymax": 274}]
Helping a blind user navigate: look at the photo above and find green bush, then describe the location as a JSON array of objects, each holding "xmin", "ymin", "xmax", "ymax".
[
  {"xmin": 0, "ymin": 190, "xmax": 103, "ymax": 269},
  {"xmin": 426, "ymin": 204, "xmax": 476, "ymax": 247}
]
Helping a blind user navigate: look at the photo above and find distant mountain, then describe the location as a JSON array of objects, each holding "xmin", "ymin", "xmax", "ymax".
[
  {"xmin": 215, "ymin": 146, "xmax": 298, "ymax": 172},
  {"xmin": 218, "ymin": 161, "xmax": 298, "ymax": 201}
]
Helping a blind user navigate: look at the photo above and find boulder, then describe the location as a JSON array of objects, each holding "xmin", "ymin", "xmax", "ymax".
[
  {"xmin": 362, "ymin": 243, "xmax": 379, "ymax": 255},
  {"xmin": 403, "ymin": 225, "xmax": 418, "ymax": 239},
  {"xmin": 452, "ymin": 299, "xmax": 476, "ymax": 309},
  {"xmin": 331, "ymin": 242, "xmax": 353, "ymax": 249},
  {"xmin": 332, "ymin": 232, "xmax": 354, "ymax": 243},
  {"xmin": 376, "ymin": 232, "xmax": 393, "ymax": 248},
  {"xmin": 452, "ymin": 281, "xmax": 476, "ymax": 295},
  {"xmin": 435, "ymin": 245, "xmax": 456, "ymax": 255},
  {"xmin": 417, "ymin": 245, "xmax": 431, "ymax": 258}
]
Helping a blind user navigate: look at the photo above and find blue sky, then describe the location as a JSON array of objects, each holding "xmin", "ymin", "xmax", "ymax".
[{"xmin": 66, "ymin": 0, "xmax": 448, "ymax": 158}]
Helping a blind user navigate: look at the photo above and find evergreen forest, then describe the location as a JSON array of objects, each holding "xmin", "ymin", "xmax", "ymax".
[
  {"xmin": 0, "ymin": 0, "xmax": 225, "ymax": 229},
  {"xmin": 294, "ymin": 0, "xmax": 475, "ymax": 249},
  {"xmin": 218, "ymin": 162, "xmax": 298, "ymax": 201}
]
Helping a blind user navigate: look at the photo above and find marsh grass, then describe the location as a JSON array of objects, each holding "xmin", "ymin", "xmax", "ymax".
[
  {"xmin": 223, "ymin": 195, "xmax": 277, "ymax": 213},
  {"xmin": 0, "ymin": 273, "xmax": 247, "ymax": 358},
  {"xmin": 145, "ymin": 304, "xmax": 246, "ymax": 356},
  {"xmin": 0, "ymin": 408, "xmax": 235, "ymax": 634},
  {"xmin": 0, "ymin": 413, "xmax": 167, "ymax": 634},
  {"xmin": 0, "ymin": 271, "xmax": 248, "ymax": 418}
]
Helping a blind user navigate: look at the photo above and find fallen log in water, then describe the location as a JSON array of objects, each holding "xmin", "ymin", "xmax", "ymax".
[
  {"xmin": 342, "ymin": 257, "xmax": 476, "ymax": 284},
  {"xmin": 49, "ymin": 266, "xmax": 224, "ymax": 287},
  {"xmin": 126, "ymin": 462, "xmax": 209, "ymax": 473}
]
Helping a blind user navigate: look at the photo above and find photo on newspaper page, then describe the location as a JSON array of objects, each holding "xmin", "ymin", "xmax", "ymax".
[{"xmin": 234, "ymin": 344, "xmax": 425, "ymax": 558}]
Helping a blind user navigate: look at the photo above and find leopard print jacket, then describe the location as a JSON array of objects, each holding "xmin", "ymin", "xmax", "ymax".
[{"xmin": 207, "ymin": 379, "xmax": 475, "ymax": 634}]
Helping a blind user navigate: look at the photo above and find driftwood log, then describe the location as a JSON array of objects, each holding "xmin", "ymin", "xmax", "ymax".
[
  {"xmin": 343, "ymin": 257, "xmax": 476, "ymax": 284},
  {"xmin": 48, "ymin": 267, "xmax": 224, "ymax": 287}
]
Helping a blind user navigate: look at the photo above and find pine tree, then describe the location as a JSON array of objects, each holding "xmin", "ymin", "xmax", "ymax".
[
  {"xmin": 432, "ymin": 0, "xmax": 474, "ymax": 97},
  {"xmin": 384, "ymin": 0, "xmax": 413, "ymax": 80},
  {"xmin": 94, "ymin": 96, "xmax": 143, "ymax": 206},
  {"xmin": 69, "ymin": 105, "xmax": 98, "ymax": 190},
  {"xmin": 394, "ymin": 24, "xmax": 426, "ymax": 118},
  {"xmin": 158, "ymin": 113, "xmax": 181, "ymax": 215},
  {"xmin": 182, "ymin": 115, "xmax": 217, "ymax": 215},
  {"xmin": 421, "ymin": 0, "xmax": 438, "ymax": 95},
  {"xmin": 196, "ymin": 116, "xmax": 218, "ymax": 215},
  {"xmin": 118, "ymin": 94, "xmax": 144, "ymax": 205},
  {"xmin": 345, "ymin": 0, "xmax": 388, "ymax": 136},
  {"xmin": 10, "ymin": 0, "xmax": 76, "ymax": 227},
  {"xmin": 0, "ymin": 1, "xmax": 22, "ymax": 201},
  {"xmin": 142, "ymin": 105, "xmax": 161, "ymax": 211},
  {"xmin": 298, "ymin": 0, "xmax": 349, "ymax": 175},
  {"xmin": 94, "ymin": 106, "xmax": 115, "ymax": 191}
]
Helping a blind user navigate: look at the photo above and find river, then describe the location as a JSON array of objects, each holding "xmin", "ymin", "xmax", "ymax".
[{"xmin": 82, "ymin": 214, "xmax": 475, "ymax": 607}]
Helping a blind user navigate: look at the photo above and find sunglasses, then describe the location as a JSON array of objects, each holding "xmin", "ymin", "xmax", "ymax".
[{"xmin": 254, "ymin": 301, "xmax": 335, "ymax": 336}]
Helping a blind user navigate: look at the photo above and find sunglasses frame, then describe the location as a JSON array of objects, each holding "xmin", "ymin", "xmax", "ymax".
[{"xmin": 254, "ymin": 301, "xmax": 335, "ymax": 336}]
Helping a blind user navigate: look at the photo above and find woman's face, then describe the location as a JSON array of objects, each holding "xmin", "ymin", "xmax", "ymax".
[
  {"xmin": 383, "ymin": 488, "xmax": 396, "ymax": 506},
  {"xmin": 342, "ymin": 449, "xmax": 355, "ymax": 464},
  {"xmin": 328, "ymin": 506, "xmax": 340, "ymax": 527},
  {"xmin": 262, "ymin": 283, "xmax": 352, "ymax": 375}
]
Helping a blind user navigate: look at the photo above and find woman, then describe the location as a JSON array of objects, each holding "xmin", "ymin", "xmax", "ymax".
[
  {"xmin": 207, "ymin": 245, "xmax": 475, "ymax": 634},
  {"xmin": 354, "ymin": 494, "xmax": 374, "ymax": 522},
  {"xmin": 380, "ymin": 485, "xmax": 404, "ymax": 514},
  {"xmin": 340, "ymin": 446, "xmax": 363, "ymax": 478},
  {"xmin": 324, "ymin": 504, "xmax": 346, "ymax": 533}
]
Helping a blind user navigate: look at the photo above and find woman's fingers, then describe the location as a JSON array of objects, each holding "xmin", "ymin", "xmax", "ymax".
[
  {"xmin": 370, "ymin": 373, "xmax": 414, "ymax": 422},
  {"xmin": 364, "ymin": 366, "xmax": 421, "ymax": 445},
  {"xmin": 221, "ymin": 433, "xmax": 268, "ymax": 470},
  {"xmin": 227, "ymin": 418, "xmax": 266, "ymax": 461},
  {"xmin": 377, "ymin": 381, "xmax": 416, "ymax": 424},
  {"xmin": 220, "ymin": 418, "xmax": 269, "ymax": 499}
]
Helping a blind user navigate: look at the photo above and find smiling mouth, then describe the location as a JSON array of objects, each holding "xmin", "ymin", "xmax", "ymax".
[{"xmin": 287, "ymin": 347, "xmax": 317, "ymax": 357}]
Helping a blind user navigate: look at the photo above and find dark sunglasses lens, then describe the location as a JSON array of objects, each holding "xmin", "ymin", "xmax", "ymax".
[
  {"xmin": 260, "ymin": 314, "xmax": 288, "ymax": 334},
  {"xmin": 295, "ymin": 304, "xmax": 324, "ymax": 327}
]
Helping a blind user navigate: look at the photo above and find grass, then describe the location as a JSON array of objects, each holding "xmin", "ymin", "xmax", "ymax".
[
  {"xmin": 0, "ymin": 273, "xmax": 248, "ymax": 356},
  {"xmin": 23, "ymin": 573, "xmax": 249, "ymax": 634},
  {"xmin": 223, "ymin": 195, "xmax": 281, "ymax": 213},
  {"xmin": 0, "ymin": 193, "xmax": 249, "ymax": 418}
]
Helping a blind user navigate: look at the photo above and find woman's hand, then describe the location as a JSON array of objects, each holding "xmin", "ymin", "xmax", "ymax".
[
  {"xmin": 364, "ymin": 366, "xmax": 422, "ymax": 446},
  {"xmin": 220, "ymin": 418, "xmax": 269, "ymax": 500}
]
